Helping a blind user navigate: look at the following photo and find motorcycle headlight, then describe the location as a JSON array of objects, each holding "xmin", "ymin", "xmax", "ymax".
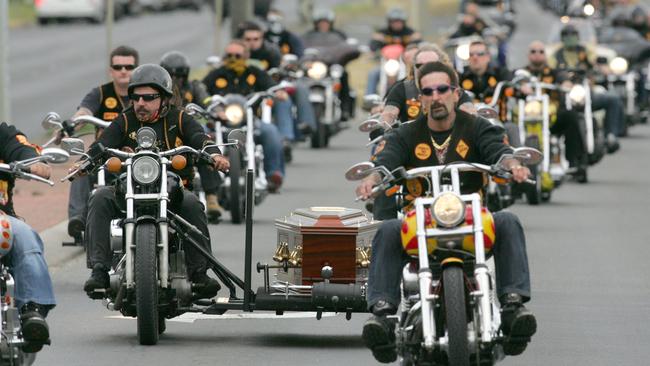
[
  {"xmin": 456, "ymin": 44, "xmax": 470, "ymax": 61},
  {"xmin": 307, "ymin": 62, "xmax": 328, "ymax": 80},
  {"xmin": 132, "ymin": 156, "xmax": 160, "ymax": 185},
  {"xmin": 569, "ymin": 84, "xmax": 586, "ymax": 105},
  {"xmin": 609, "ymin": 57, "xmax": 628, "ymax": 75},
  {"xmin": 330, "ymin": 64, "xmax": 344, "ymax": 79},
  {"xmin": 224, "ymin": 104, "xmax": 245, "ymax": 126},
  {"xmin": 136, "ymin": 127, "xmax": 157, "ymax": 149},
  {"xmin": 524, "ymin": 101, "xmax": 543, "ymax": 117},
  {"xmin": 431, "ymin": 192, "xmax": 466, "ymax": 228},
  {"xmin": 583, "ymin": 3, "xmax": 595, "ymax": 16},
  {"xmin": 383, "ymin": 59, "xmax": 401, "ymax": 77}
]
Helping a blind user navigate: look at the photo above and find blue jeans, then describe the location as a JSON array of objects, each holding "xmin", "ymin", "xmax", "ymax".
[
  {"xmin": 272, "ymin": 99, "xmax": 296, "ymax": 141},
  {"xmin": 255, "ymin": 121, "xmax": 285, "ymax": 177},
  {"xmin": 293, "ymin": 83, "xmax": 317, "ymax": 130},
  {"xmin": 4, "ymin": 216, "xmax": 56, "ymax": 309},
  {"xmin": 365, "ymin": 67, "xmax": 381, "ymax": 96},
  {"xmin": 591, "ymin": 91, "xmax": 625, "ymax": 137},
  {"xmin": 367, "ymin": 211, "xmax": 530, "ymax": 309}
]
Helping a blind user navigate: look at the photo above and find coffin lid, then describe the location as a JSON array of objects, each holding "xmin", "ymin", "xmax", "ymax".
[{"xmin": 275, "ymin": 207, "xmax": 379, "ymax": 234}]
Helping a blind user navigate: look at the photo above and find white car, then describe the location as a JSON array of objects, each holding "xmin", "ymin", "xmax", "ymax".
[{"xmin": 35, "ymin": 0, "xmax": 135, "ymax": 24}]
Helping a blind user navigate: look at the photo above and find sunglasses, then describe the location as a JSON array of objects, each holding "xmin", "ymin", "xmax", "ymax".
[
  {"xmin": 244, "ymin": 37, "xmax": 261, "ymax": 42},
  {"xmin": 225, "ymin": 53, "xmax": 244, "ymax": 59},
  {"xmin": 469, "ymin": 51, "xmax": 487, "ymax": 57},
  {"xmin": 111, "ymin": 64, "xmax": 136, "ymax": 71},
  {"xmin": 420, "ymin": 84, "xmax": 455, "ymax": 96},
  {"xmin": 529, "ymin": 49, "xmax": 545, "ymax": 54},
  {"xmin": 129, "ymin": 93, "xmax": 161, "ymax": 102}
]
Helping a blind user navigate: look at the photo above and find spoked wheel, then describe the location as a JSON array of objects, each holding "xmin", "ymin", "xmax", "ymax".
[
  {"xmin": 228, "ymin": 150, "xmax": 245, "ymax": 224},
  {"xmin": 311, "ymin": 104, "xmax": 329, "ymax": 148},
  {"xmin": 442, "ymin": 265, "xmax": 469, "ymax": 366},
  {"xmin": 524, "ymin": 136, "xmax": 542, "ymax": 205},
  {"xmin": 135, "ymin": 223, "xmax": 159, "ymax": 345}
]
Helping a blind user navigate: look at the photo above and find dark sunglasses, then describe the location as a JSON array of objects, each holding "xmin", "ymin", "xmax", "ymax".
[
  {"xmin": 469, "ymin": 51, "xmax": 487, "ymax": 57},
  {"xmin": 225, "ymin": 53, "xmax": 244, "ymax": 59},
  {"xmin": 129, "ymin": 93, "xmax": 161, "ymax": 102},
  {"xmin": 529, "ymin": 49, "xmax": 545, "ymax": 54},
  {"xmin": 420, "ymin": 84, "xmax": 455, "ymax": 96},
  {"xmin": 244, "ymin": 37, "xmax": 261, "ymax": 42},
  {"xmin": 111, "ymin": 64, "xmax": 136, "ymax": 71}
]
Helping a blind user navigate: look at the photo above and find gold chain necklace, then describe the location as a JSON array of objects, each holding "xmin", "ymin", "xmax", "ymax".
[{"xmin": 430, "ymin": 134, "xmax": 452, "ymax": 150}]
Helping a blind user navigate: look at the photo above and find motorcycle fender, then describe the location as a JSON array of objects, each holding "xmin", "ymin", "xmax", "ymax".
[{"xmin": 309, "ymin": 93, "xmax": 326, "ymax": 103}]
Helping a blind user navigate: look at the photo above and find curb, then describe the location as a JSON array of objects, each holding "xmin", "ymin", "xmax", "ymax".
[{"xmin": 41, "ymin": 220, "xmax": 85, "ymax": 269}]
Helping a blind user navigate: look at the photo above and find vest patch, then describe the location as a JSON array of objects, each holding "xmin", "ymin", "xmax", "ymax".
[
  {"xmin": 184, "ymin": 91, "xmax": 193, "ymax": 103},
  {"xmin": 104, "ymin": 97, "xmax": 118, "ymax": 109},
  {"xmin": 407, "ymin": 105, "xmax": 420, "ymax": 118},
  {"xmin": 103, "ymin": 112, "xmax": 119, "ymax": 121},
  {"xmin": 456, "ymin": 139, "xmax": 469, "ymax": 158},
  {"xmin": 246, "ymin": 74, "xmax": 257, "ymax": 85},
  {"xmin": 216, "ymin": 78, "xmax": 228, "ymax": 88},
  {"xmin": 414, "ymin": 143, "xmax": 432, "ymax": 160},
  {"xmin": 462, "ymin": 79, "xmax": 473, "ymax": 90},
  {"xmin": 488, "ymin": 76, "xmax": 497, "ymax": 88}
]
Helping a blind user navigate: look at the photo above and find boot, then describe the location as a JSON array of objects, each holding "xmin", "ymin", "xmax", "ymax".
[
  {"xmin": 20, "ymin": 302, "xmax": 51, "ymax": 353},
  {"xmin": 83, "ymin": 263, "xmax": 109, "ymax": 296},
  {"xmin": 362, "ymin": 315, "xmax": 397, "ymax": 363},
  {"xmin": 191, "ymin": 271, "xmax": 221, "ymax": 300},
  {"xmin": 500, "ymin": 293, "xmax": 537, "ymax": 356},
  {"xmin": 205, "ymin": 194, "xmax": 223, "ymax": 223}
]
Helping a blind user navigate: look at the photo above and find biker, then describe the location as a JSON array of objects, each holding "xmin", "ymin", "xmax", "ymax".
[
  {"xmin": 628, "ymin": 6, "xmax": 650, "ymax": 40},
  {"xmin": 451, "ymin": 2, "xmax": 488, "ymax": 39},
  {"xmin": 356, "ymin": 61, "xmax": 536, "ymax": 363},
  {"xmin": 365, "ymin": 7, "xmax": 422, "ymax": 96},
  {"xmin": 264, "ymin": 8, "xmax": 305, "ymax": 58},
  {"xmin": 459, "ymin": 40, "xmax": 511, "ymax": 104},
  {"xmin": 67, "ymin": 45, "xmax": 138, "ymax": 246},
  {"xmin": 160, "ymin": 50, "xmax": 225, "ymax": 221},
  {"xmin": 548, "ymin": 23, "xmax": 624, "ymax": 153},
  {"xmin": 0, "ymin": 123, "xmax": 55, "ymax": 352},
  {"xmin": 82, "ymin": 64, "xmax": 229, "ymax": 300},
  {"xmin": 524, "ymin": 40, "xmax": 588, "ymax": 181},
  {"xmin": 202, "ymin": 39, "xmax": 287, "ymax": 192},
  {"xmin": 302, "ymin": 9, "xmax": 355, "ymax": 120}
]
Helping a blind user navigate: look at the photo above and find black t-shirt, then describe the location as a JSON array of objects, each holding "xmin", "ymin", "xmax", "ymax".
[
  {"xmin": 202, "ymin": 66, "xmax": 276, "ymax": 96},
  {"xmin": 384, "ymin": 79, "xmax": 473, "ymax": 122},
  {"xmin": 79, "ymin": 86, "xmax": 129, "ymax": 115}
]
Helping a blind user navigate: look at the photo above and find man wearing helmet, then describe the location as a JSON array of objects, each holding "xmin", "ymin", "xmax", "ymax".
[
  {"xmin": 160, "ymin": 51, "xmax": 225, "ymax": 222},
  {"xmin": 365, "ymin": 7, "xmax": 422, "ymax": 96},
  {"xmin": 264, "ymin": 9, "xmax": 305, "ymax": 58},
  {"xmin": 82, "ymin": 64, "xmax": 229, "ymax": 300},
  {"xmin": 66, "ymin": 45, "xmax": 138, "ymax": 247},
  {"xmin": 549, "ymin": 24, "xmax": 625, "ymax": 153}
]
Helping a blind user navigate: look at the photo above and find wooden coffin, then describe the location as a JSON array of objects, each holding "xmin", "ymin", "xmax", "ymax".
[{"xmin": 275, "ymin": 207, "xmax": 380, "ymax": 285}]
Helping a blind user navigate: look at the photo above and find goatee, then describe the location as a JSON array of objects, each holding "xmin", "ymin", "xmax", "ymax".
[{"xmin": 430, "ymin": 103, "xmax": 449, "ymax": 120}]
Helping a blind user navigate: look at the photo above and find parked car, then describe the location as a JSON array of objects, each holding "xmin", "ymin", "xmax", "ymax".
[{"xmin": 35, "ymin": 0, "xmax": 138, "ymax": 24}]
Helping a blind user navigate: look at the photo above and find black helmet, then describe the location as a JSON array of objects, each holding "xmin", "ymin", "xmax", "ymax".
[
  {"xmin": 312, "ymin": 9, "xmax": 335, "ymax": 23},
  {"xmin": 560, "ymin": 24, "xmax": 579, "ymax": 37},
  {"xmin": 128, "ymin": 64, "xmax": 173, "ymax": 96},
  {"xmin": 387, "ymin": 7, "xmax": 407, "ymax": 22},
  {"xmin": 160, "ymin": 51, "xmax": 190, "ymax": 79}
]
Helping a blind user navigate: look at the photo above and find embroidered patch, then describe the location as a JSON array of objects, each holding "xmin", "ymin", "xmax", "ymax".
[
  {"xmin": 216, "ymin": 78, "xmax": 228, "ymax": 88},
  {"xmin": 281, "ymin": 44, "xmax": 291, "ymax": 54},
  {"xmin": 488, "ymin": 76, "xmax": 497, "ymax": 88},
  {"xmin": 456, "ymin": 139, "xmax": 469, "ymax": 158},
  {"xmin": 406, "ymin": 178, "xmax": 423, "ymax": 196},
  {"xmin": 414, "ymin": 143, "xmax": 432, "ymax": 160},
  {"xmin": 129, "ymin": 131, "xmax": 137, "ymax": 141},
  {"xmin": 374, "ymin": 140, "xmax": 386, "ymax": 155},
  {"xmin": 104, "ymin": 97, "xmax": 118, "ymax": 109},
  {"xmin": 407, "ymin": 105, "xmax": 420, "ymax": 118},
  {"xmin": 462, "ymin": 79, "xmax": 474, "ymax": 90},
  {"xmin": 184, "ymin": 91, "xmax": 193, "ymax": 103},
  {"xmin": 103, "ymin": 112, "xmax": 119, "ymax": 121},
  {"xmin": 175, "ymin": 137, "xmax": 183, "ymax": 147},
  {"xmin": 246, "ymin": 74, "xmax": 257, "ymax": 85},
  {"xmin": 543, "ymin": 76, "xmax": 554, "ymax": 84}
]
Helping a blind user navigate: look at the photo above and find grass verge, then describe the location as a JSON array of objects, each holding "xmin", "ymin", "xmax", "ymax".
[{"xmin": 9, "ymin": 1, "xmax": 36, "ymax": 28}]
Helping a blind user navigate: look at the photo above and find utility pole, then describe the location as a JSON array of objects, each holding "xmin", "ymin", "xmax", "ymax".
[
  {"xmin": 213, "ymin": 0, "xmax": 223, "ymax": 55},
  {"xmin": 230, "ymin": 0, "xmax": 253, "ymax": 38},
  {"xmin": 106, "ymin": 0, "xmax": 114, "ymax": 78},
  {"xmin": 410, "ymin": 0, "xmax": 421, "ymax": 32},
  {"xmin": 0, "ymin": 0, "xmax": 10, "ymax": 122}
]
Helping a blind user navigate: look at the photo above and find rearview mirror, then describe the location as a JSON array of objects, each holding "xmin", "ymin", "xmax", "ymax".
[
  {"xmin": 227, "ymin": 129, "xmax": 246, "ymax": 148},
  {"xmin": 513, "ymin": 147, "xmax": 543, "ymax": 165},
  {"xmin": 358, "ymin": 119, "xmax": 383, "ymax": 132},
  {"xmin": 184, "ymin": 103, "xmax": 206, "ymax": 116},
  {"xmin": 476, "ymin": 105, "xmax": 498, "ymax": 120},
  {"xmin": 344, "ymin": 162, "xmax": 376, "ymax": 181},
  {"xmin": 41, "ymin": 112, "xmax": 63, "ymax": 130},
  {"xmin": 206, "ymin": 56, "xmax": 221, "ymax": 68},
  {"xmin": 362, "ymin": 94, "xmax": 382, "ymax": 112},
  {"xmin": 61, "ymin": 138, "xmax": 86, "ymax": 155},
  {"xmin": 40, "ymin": 147, "xmax": 70, "ymax": 164}
]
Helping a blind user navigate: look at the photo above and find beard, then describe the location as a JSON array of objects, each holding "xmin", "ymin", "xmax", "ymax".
[
  {"xmin": 429, "ymin": 103, "xmax": 450, "ymax": 120},
  {"xmin": 135, "ymin": 106, "xmax": 154, "ymax": 122}
]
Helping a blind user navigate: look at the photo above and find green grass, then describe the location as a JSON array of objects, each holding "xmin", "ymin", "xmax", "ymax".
[{"xmin": 9, "ymin": 0, "xmax": 36, "ymax": 27}]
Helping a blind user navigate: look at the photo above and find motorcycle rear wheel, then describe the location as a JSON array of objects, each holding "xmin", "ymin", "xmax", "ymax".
[
  {"xmin": 443, "ymin": 265, "xmax": 469, "ymax": 366},
  {"xmin": 229, "ymin": 150, "xmax": 245, "ymax": 224},
  {"xmin": 311, "ymin": 103, "xmax": 329, "ymax": 148},
  {"xmin": 135, "ymin": 223, "xmax": 160, "ymax": 345}
]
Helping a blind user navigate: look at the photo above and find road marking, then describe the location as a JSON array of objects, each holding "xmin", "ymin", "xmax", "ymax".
[{"xmin": 105, "ymin": 312, "xmax": 339, "ymax": 323}]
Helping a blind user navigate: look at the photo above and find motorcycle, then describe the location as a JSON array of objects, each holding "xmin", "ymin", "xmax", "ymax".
[
  {"xmin": 0, "ymin": 148, "xmax": 70, "ymax": 365},
  {"xmin": 376, "ymin": 44, "xmax": 406, "ymax": 98},
  {"xmin": 345, "ymin": 147, "xmax": 542, "ymax": 366},
  {"xmin": 40, "ymin": 112, "xmax": 111, "ymax": 246},
  {"xmin": 346, "ymin": 148, "xmax": 541, "ymax": 366},
  {"xmin": 62, "ymin": 127, "xmax": 241, "ymax": 345},
  {"xmin": 186, "ymin": 82, "xmax": 291, "ymax": 223}
]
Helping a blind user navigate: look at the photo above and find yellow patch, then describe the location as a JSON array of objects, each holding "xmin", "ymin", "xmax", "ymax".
[
  {"xmin": 216, "ymin": 78, "xmax": 228, "ymax": 89},
  {"xmin": 414, "ymin": 143, "xmax": 432, "ymax": 160},
  {"xmin": 281, "ymin": 44, "xmax": 291, "ymax": 54},
  {"xmin": 260, "ymin": 60, "xmax": 269, "ymax": 70},
  {"xmin": 374, "ymin": 140, "xmax": 386, "ymax": 155},
  {"xmin": 129, "ymin": 131, "xmax": 137, "ymax": 141},
  {"xmin": 488, "ymin": 76, "xmax": 497, "ymax": 88},
  {"xmin": 247, "ymin": 74, "xmax": 257, "ymax": 85},
  {"xmin": 462, "ymin": 79, "xmax": 474, "ymax": 90},
  {"xmin": 16, "ymin": 135, "xmax": 29, "ymax": 146},
  {"xmin": 406, "ymin": 178, "xmax": 423, "ymax": 197},
  {"xmin": 407, "ymin": 105, "xmax": 420, "ymax": 118},
  {"xmin": 456, "ymin": 139, "xmax": 469, "ymax": 158},
  {"xmin": 543, "ymin": 76, "xmax": 554, "ymax": 84},
  {"xmin": 175, "ymin": 137, "xmax": 183, "ymax": 147},
  {"xmin": 184, "ymin": 91, "xmax": 193, "ymax": 103},
  {"xmin": 103, "ymin": 112, "xmax": 119, "ymax": 121},
  {"xmin": 104, "ymin": 97, "xmax": 118, "ymax": 109}
]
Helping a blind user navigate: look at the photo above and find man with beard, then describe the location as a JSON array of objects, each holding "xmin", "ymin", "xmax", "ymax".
[
  {"xmin": 82, "ymin": 64, "xmax": 229, "ymax": 299},
  {"xmin": 203, "ymin": 40, "xmax": 287, "ymax": 191},
  {"xmin": 355, "ymin": 61, "xmax": 537, "ymax": 363},
  {"xmin": 524, "ymin": 40, "xmax": 588, "ymax": 182}
]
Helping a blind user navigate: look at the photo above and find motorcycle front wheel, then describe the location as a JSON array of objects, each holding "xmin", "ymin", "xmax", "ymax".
[
  {"xmin": 443, "ymin": 265, "xmax": 470, "ymax": 366},
  {"xmin": 311, "ymin": 103, "xmax": 329, "ymax": 148},
  {"xmin": 135, "ymin": 223, "xmax": 159, "ymax": 345}
]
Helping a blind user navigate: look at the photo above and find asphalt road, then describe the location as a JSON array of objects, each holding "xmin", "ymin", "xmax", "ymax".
[{"xmin": 8, "ymin": 0, "xmax": 650, "ymax": 365}]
